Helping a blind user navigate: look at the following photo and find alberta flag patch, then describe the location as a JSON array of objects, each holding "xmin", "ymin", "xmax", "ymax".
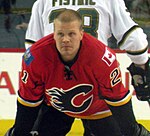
[
  {"xmin": 23, "ymin": 48, "xmax": 34, "ymax": 66},
  {"xmin": 102, "ymin": 47, "xmax": 116, "ymax": 66}
]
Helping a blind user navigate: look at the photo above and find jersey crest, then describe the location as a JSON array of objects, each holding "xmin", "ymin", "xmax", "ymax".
[{"xmin": 46, "ymin": 84, "xmax": 94, "ymax": 114}]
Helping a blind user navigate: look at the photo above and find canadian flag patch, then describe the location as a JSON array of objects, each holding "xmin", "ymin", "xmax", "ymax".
[{"xmin": 102, "ymin": 47, "xmax": 116, "ymax": 66}]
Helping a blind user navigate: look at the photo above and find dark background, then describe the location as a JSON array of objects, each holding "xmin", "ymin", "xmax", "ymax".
[{"xmin": 0, "ymin": 0, "xmax": 149, "ymax": 49}]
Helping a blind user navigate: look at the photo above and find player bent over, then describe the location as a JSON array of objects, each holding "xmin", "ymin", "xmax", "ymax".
[
  {"xmin": 24, "ymin": 0, "xmax": 150, "ymax": 135},
  {"xmin": 5, "ymin": 9, "xmax": 150, "ymax": 136}
]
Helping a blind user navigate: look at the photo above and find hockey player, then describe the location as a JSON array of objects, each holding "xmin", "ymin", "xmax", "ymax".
[
  {"xmin": 5, "ymin": 9, "xmax": 150, "ymax": 136},
  {"xmin": 24, "ymin": 0, "xmax": 150, "ymax": 135},
  {"xmin": 6, "ymin": 0, "xmax": 150, "ymax": 135}
]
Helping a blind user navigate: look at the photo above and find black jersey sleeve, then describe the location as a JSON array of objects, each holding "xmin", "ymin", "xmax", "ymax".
[
  {"xmin": 13, "ymin": 100, "xmax": 41, "ymax": 136},
  {"xmin": 108, "ymin": 100, "xmax": 150, "ymax": 135}
]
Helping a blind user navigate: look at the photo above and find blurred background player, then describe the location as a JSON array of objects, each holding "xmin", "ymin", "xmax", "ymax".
[
  {"xmin": 23, "ymin": 0, "xmax": 150, "ymax": 135},
  {"xmin": 0, "ymin": 0, "xmax": 16, "ymax": 32}
]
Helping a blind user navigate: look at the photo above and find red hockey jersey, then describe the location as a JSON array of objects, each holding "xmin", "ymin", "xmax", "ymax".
[{"xmin": 18, "ymin": 32, "xmax": 131, "ymax": 119}]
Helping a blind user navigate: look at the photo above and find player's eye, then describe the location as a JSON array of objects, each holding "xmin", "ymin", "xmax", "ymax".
[
  {"xmin": 57, "ymin": 32, "xmax": 64, "ymax": 37},
  {"xmin": 69, "ymin": 32, "xmax": 76, "ymax": 37}
]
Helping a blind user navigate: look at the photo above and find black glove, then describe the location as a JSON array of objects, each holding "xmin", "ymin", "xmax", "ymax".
[
  {"xmin": 5, "ymin": 127, "xmax": 39, "ymax": 136},
  {"xmin": 4, "ymin": 127, "xmax": 14, "ymax": 136},
  {"xmin": 133, "ymin": 124, "xmax": 150, "ymax": 136},
  {"xmin": 127, "ymin": 58, "xmax": 150, "ymax": 101},
  {"xmin": 30, "ymin": 131, "xmax": 39, "ymax": 136}
]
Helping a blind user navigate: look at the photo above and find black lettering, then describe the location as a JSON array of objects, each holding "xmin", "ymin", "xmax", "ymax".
[
  {"xmin": 52, "ymin": 0, "xmax": 57, "ymax": 6},
  {"xmin": 78, "ymin": 0, "xmax": 84, "ymax": 5},
  {"xmin": 72, "ymin": 0, "xmax": 75, "ymax": 5},
  {"xmin": 90, "ymin": 0, "xmax": 95, "ymax": 5},
  {"xmin": 85, "ymin": 0, "xmax": 88, "ymax": 5},
  {"xmin": 60, "ymin": 0, "xmax": 63, "ymax": 5},
  {"xmin": 52, "ymin": 0, "xmax": 96, "ymax": 6}
]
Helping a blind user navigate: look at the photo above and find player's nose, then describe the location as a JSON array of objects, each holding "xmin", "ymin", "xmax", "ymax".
[{"xmin": 62, "ymin": 35, "xmax": 70, "ymax": 42}]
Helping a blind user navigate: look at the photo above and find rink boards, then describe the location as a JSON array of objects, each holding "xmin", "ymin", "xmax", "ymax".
[{"xmin": 0, "ymin": 51, "xmax": 150, "ymax": 121}]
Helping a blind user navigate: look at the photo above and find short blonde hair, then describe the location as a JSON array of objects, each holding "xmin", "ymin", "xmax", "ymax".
[{"xmin": 54, "ymin": 9, "xmax": 83, "ymax": 30}]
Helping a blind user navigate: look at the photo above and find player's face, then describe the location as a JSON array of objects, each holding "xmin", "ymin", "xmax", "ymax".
[{"xmin": 54, "ymin": 20, "xmax": 83, "ymax": 62}]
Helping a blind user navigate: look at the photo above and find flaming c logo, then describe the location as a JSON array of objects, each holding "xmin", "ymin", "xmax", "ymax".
[{"xmin": 46, "ymin": 84, "xmax": 94, "ymax": 114}]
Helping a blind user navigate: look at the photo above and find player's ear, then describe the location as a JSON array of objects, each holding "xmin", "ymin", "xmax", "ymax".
[
  {"xmin": 54, "ymin": 32, "xmax": 56, "ymax": 40},
  {"xmin": 80, "ymin": 30, "xmax": 84, "ymax": 40},
  {"xmin": 53, "ymin": 30, "xmax": 57, "ymax": 41}
]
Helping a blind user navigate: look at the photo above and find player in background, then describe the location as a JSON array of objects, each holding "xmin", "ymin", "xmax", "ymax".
[
  {"xmin": 0, "ymin": 0, "xmax": 16, "ymax": 32},
  {"xmin": 4, "ymin": 9, "xmax": 150, "ymax": 136},
  {"xmin": 23, "ymin": 0, "xmax": 150, "ymax": 135}
]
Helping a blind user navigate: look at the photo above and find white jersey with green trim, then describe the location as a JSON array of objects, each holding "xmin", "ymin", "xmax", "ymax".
[{"xmin": 25, "ymin": 0, "xmax": 148, "ymax": 64}]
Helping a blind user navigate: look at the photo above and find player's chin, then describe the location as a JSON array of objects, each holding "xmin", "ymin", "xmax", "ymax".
[
  {"xmin": 61, "ymin": 49, "xmax": 73, "ymax": 55},
  {"xmin": 62, "ymin": 46, "xmax": 73, "ymax": 51}
]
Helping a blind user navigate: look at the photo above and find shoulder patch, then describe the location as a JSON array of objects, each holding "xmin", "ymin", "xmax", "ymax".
[
  {"xmin": 102, "ymin": 47, "xmax": 116, "ymax": 66},
  {"xmin": 23, "ymin": 48, "xmax": 34, "ymax": 66}
]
